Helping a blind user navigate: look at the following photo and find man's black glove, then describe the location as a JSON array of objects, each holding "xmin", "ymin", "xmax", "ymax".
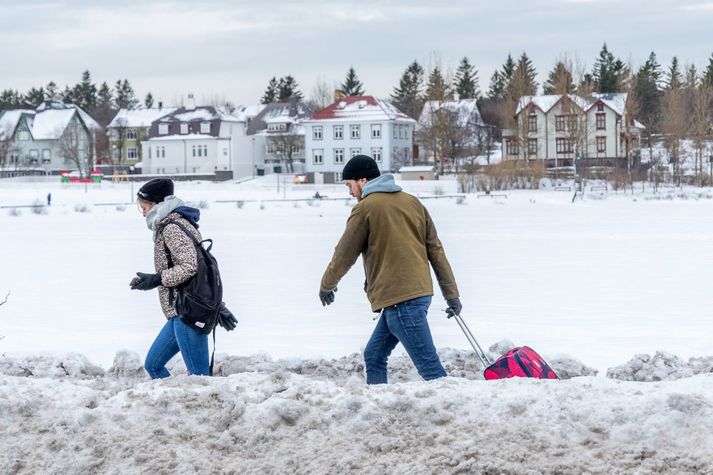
[
  {"xmin": 217, "ymin": 303, "xmax": 238, "ymax": 331},
  {"xmin": 319, "ymin": 287, "xmax": 337, "ymax": 306},
  {"xmin": 130, "ymin": 272, "xmax": 162, "ymax": 291},
  {"xmin": 445, "ymin": 297, "xmax": 462, "ymax": 317}
]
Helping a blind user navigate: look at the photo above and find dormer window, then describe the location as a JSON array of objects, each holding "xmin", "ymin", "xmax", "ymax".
[
  {"xmin": 127, "ymin": 129, "xmax": 137, "ymax": 140},
  {"xmin": 267, "ymin": 123, "xmax": 287, "ymax": 132},
  {"xmin": 180, "ymin": 123, "xmax": 188, "ymax": 134},
  {"xmin": 597, "ymin": 103, "xmax": 604, "ymax": 112},
  {"xmin": 158, "ymin": 123, "xmax": 169, "ymax": 135},
  {"xmin": 200, "ymin": 122, "xmax": 210, "ymax": 134}
]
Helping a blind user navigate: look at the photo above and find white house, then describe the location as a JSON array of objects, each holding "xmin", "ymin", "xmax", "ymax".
[
  {"xmin": 0, "ymin": 101, "xmax": 101, "ymax": 175},
  {"xmin": 502, "ymin": 93, "xmax": 643, "ymax": 168},
  {"xmin": 107, "ymin": 105, "xmax": 177, "ymax": 165},
  {"xmin": 302, "ymin": 96, "xmax": 416, "ymax": 184},
  {"xmin": 416, "ymin": 99, "xmax": 485, "ymax": 166},
  {"xmin": 141, "ymin": 105, "xmax": 257, "ymax": 178}
]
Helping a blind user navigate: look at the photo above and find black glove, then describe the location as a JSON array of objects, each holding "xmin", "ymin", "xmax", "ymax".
[
  {"xmin": 319, "ymin": 287, "xmax": 337, "ymax": 306},
  {"xmin": 130, "ymin": 272, "xmax": 162, "ymax": 291},
  {"xmin": 217, "ymin": 303, "xmax": 238, "ymax": 331},
  {"xmin": 445, "ymin": 297, "xmax": 462, "ymax": 317}
]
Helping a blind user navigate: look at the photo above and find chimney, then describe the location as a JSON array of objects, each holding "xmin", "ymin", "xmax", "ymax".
[
  {"xmin": 158, "ymin": 101, "xmax": 163, "ymax": 110},
  {"xmin": 334, "ymin": 89, "xmax": 343, "ymax": 102},
  {"xmin": 186, "ymin": 93, "xmax": 195, "ymax": 111}
]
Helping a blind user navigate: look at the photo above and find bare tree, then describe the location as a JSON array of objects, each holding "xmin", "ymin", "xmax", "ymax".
[
  {"xmin": 307, "ymin": 75, "xmax": 336, "ymax": 111},
  {"xmin": 57, "ymin": 116, "xmax": 92, "ymax": 178},
  {"xmin": 0, "ymin": 126, "xmax": 19, "ymax": 174},
  {"xmin": 660, "ymin": 88, "xmax": 687, "ymax": 184},
  {"xmin": 266, "ymin": 128, "xmax": 303, "ymax": 173},
  {"xmin": 690, "ymin": 83, "xmax": 713, "ymax": 186}
]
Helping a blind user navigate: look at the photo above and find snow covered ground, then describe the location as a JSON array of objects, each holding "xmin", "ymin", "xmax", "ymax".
[{"xmin": 1, "ymin": 175, "xmax": 713, "ymax": 473}]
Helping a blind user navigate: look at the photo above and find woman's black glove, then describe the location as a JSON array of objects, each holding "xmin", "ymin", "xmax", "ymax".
[
  {"xmin": 217, "ymin": 304, "xmax": 238, "ymax": 331},
  {"xmin": 130, "ymin": 272, "xmax": 162, "ymax": 291}
]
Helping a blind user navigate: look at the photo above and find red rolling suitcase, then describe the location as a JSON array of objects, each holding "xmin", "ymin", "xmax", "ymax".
[{"xmin": 449, "ymin": 312, "xmax": 559, "ymax": 380}]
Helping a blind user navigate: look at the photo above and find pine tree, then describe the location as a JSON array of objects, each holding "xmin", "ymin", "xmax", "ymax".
[
  {"xmin": 61, "ymin": 85, "xmax": 75, "ymax": 104},
  {"xmin": 390, "ymin": 60, "xmax": 425, "ymax": 119},
  {"xmin": 144, "ymin": 92, "xmax": 154, "ymax": 108},
  {"xmin": 24, "ymin": 87, "xmax": 46, "ymax": 107},
  {"xmin": 424, "ymin": 66, "xmax": 453, "ymax": 101},
  {"xmin": 543, "ymin": 62, "xmax": 575, "ymax": 94},
  {"xmin": 487, "ymin": 71, "xmax": 505, "ymax": 100},
  {"xmin": 0, "ymin": 89, "xmax": 23, "ymax": 109},
  {"xmin": 665, "ymin": 57, "xmax": 683, "ymax": 90},
  {"xmin": 277, "ymin": 75, "xmax": 303, "ymax": 102},
  {"xmin": 97, "ymin": 82, "xmax": 113, "ymax": 109},
  {"xmin": 685, "ymin": 64, "xmax": 699, "ymax": 90},
  {"xmin": 501, "ymin": 54, "xmax": 516, "ymax": 91},
  {"xmin": 454, "ymin": 57, "xmax": 480, "ymax": 99},
  {"xmin": 633, "ymin": 51, "xmax": 663, "ymax": 131},
  {"xmin": 339, "ymin": 67, "xmax": 365, "ymax": 97},
  {"xmin": 115, "ymin": 79, "xmax": 138, "ymax": 109},
  {"xmin": 703, "ymin": 53, "xmax": 713, "ymax": 88},
  {"xmin": 509, "ymin": 53, "xmax": 538, "ymax": 98},
  {"xmin": 45, "ymin": 81, "xmax": 59, "ymax": 101},
  {"xmin": 77, "ymin": 70, "xmax": 97, "ymax": 110},
  {"xmin": 592, "ymin": 43, "xmax": 625, "ymax": 93},
  {"xmin": 261, "ymin": 77, "xmax": 279, "ymax": 104}
]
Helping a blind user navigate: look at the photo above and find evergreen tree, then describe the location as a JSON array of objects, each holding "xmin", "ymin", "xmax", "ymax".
[
  {"xmin": 665, "ymin": 57, "xmax": 683, "ymax": 91},
  {"xmin": 543, "ymin": 61, "xmax": 574, "ymax": 94},
  {"xmin": 61, "ymin": 85, "xmax": 75, "ymax": 104},
  {"xmin": 0, "ymin": 89, "xmax": 23, "ymax": 109},
  {"xmin": 115, "ymin": 79, "xmax": 139, "ymax": 109},
  {"xmin": 509, "ymin": 53, "xmax": 538, "ymax": 97},
  {"xmin": 45, "ymin": 81, "xmax": 59, "ymax": 101},
  {"xmin": 454, "ymin": 57, "xmax": 480, "ymax": 99},
  {"xmin": 144, "ymin": 92, "xmax": 154, "ymax": 108},
  {"xmin": 24, "ymin": 87, "xmax": 46, "ymax": 107},
  {"xmin": 685, "ymin": 64, "xmax": 699, "ymax": 90},
  {"xmin": 339, "ymin": 67, "xmax": 365, "ymax": 97},
  {"xmin": 487, "ymin": 70, "xmax": 505, "ymax": 100},
  {"xmin": 261, "ymin": 77, "xmax": 279, "ymax": 104},
  {"xmin": 77, "ymin": 70, "xmax": 97, "ymax": 110},
  {"xmin": 424, "ymin": 66, "xmax": 453, "ymax": 101},
  {"xmin": 703, "ymin": 53, "xmax": 713, "ymax": 88},
  {"xmin": 592, "ymin": 43, "xmax": 625, "ymax": 93},
  {"xmin": 277, "ymin": 75, "xmax": 303, "ymax": 102},
  {"xmin": 390, "ymin": 60, "xmax": 425, "ymax": 119},
  {"xmin": 97, "ymin": 82, "xmax": 114, "ymax": 109},
  {"xmin": 633, "ymin": 51, "xmax": 663, "ymax": 131},
  {"xmin": 501, "ymin": 54, "xmax": 516, "ymax": 91}
]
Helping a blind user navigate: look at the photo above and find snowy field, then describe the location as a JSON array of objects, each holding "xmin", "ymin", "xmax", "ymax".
[{"xmin": 1, "ymin": 175, "xmax": 713, "ymax": 473}]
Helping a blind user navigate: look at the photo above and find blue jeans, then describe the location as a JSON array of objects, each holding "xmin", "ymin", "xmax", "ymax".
[
  {"xmin": 145, "ymin": 317, "xmax": 210, "ymax": 379},
  {"xmin": 363, "ymin": 295, "xmax": 446, "ymax": 384}
]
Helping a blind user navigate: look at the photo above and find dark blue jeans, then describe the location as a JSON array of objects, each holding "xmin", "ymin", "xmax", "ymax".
[
  {"xmin": 144, "ymin": 316, "xmax": 210, "ymax": 379},
  {"xmin": 364, "ymin": 295, "xmax": 446, "ymax": 384}
]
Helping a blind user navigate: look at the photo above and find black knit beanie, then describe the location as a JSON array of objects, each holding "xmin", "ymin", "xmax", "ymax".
[
  {"xmin": 137, "ymin": 178, "xmax": 174, "ymax": 203},
  {"xmin": 342, "ymin": 155, "xmax": 380, "ymax": 181}
]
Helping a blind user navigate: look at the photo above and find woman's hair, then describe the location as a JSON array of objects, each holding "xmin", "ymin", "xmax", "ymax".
[{"xmin": 137, "ymin": 196, "xmax": 155, "ymax": 207}]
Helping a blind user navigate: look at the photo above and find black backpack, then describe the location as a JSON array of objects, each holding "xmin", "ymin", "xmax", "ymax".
[{"xmin": 162, "ymin": 220, "xmax": 223, "ymax": 335}]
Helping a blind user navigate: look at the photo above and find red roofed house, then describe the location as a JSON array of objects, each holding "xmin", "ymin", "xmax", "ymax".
[{"xmin": 302, "ymin": 96, "xmax": 416, "ymax": 184}]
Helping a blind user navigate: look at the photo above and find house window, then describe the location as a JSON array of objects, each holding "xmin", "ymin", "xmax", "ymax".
[
  {"xmin": 404, "ymin": 126, "xmax": 410, "ymax": 140},
  {"xmin": 556, "ymin": 138, "xmax": 573, "ymax": 153},
  {"xmin": 127, "ymin": 147, "xmax": 138, "ymax": 160},
  {"xmin": 158, "ymin": 124, "xmax": 169, "ymax": 135},
  {"xmin": 18, "ymin": 130, "xmax": 29, "ymax": 141},
  {"xmin": 527, "ymin": 139, "xmax": 537, "ymax": 156},
  {"xmin": 313, "ymin": 149, "xmax": 323, "ymax": 165},
  {"xmin": 313, "ymin": 126, "xmax": 323, "ymax": 140},
  {"xmin": 29, "ymin": 149, "xmax": 39, "ymax": 164},
  {"xmin": 10, "ymin": 152, "xmax": 18, "ymax": 164},
  {"xmin": 350, "ymin": 125, "xmax": 360, "ymax": 139},
  {"xmin": 223, "ymin": 148, "xmax": 228, "ymax": 156},
  {"xmin": 41, "ymin": 149, "xmax": 51, "ymax": 163},
  {"xmin": 334, "ymin": 172, "xmax": 343, "ymax": 182},
  {"xmin": 148, "ymin": 147, "xmax": 152, "ymax": 159},
  {"xmin": 200, "ymin": 122, "xmax": 211, "ymax": 134},
  {"xmin": 566, "ymin": 115, "xmax": 578, "ymax": 132},
  {"xmin": 371, "ymin": 124, "xmax": 381, "ymax": 139},
  {"xmin": 398, "ymin": 125, "xmax": 404, "ymax": 140},
  {"xmin": 157, "ymin": 146, "xmax": 165, "ymax": 158},
  {"xmin": 527, "ymin": 114, "xmax": 537, "ymax": 132},
  {"xmin": 372, "ymin": 147, "xmax": 382, "ymax": 163},
  {"xmin": 192, "ymin": 145, "xmax": 197, "ymax": 157},
  {"xmin": 180, "ymin": 123, "xmax": 189, "ymax": 134},
  {"xmin": 333, "ymin": 125, "xmax": 343, "ymax": 140},
  {"xmin": 393, "ymin": 125, "xmax": 398, "ymax": 139},
  {"xmin": 127, "ymin": 129, "xmax": 137, "ymax": 140},
  {"xmin": 597, "ymin": 137, "xmax": 607, "ymax": 153},
  {"xmin": 203, "ymin": 145, "xmax": 208, "ymax": 157},
  {"xmin": 597, "ymin": 103, "xmax": 604, "ymax": 112},
  {"xmin": 350, "ymin": 148, "xmax": 361, "ymax": 157},
  {"xmin": 555, "ymin": 115, "xmax": 565, "ymax": 132},
  {"xmin": 506, "ymin": 140, "xmax": 519, "ymax": 156},
  {"xmin": 334, "ymin": 148, "xmax": 345, "ymax": 164},
  {"xmin": 596, "ymin": 113, "xmax": 606, "ymax": 130}
]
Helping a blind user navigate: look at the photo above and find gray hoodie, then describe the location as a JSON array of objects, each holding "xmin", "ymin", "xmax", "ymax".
[{"xmin": 362, "ymin": 174, "xmax": 402, "ymax": 198}]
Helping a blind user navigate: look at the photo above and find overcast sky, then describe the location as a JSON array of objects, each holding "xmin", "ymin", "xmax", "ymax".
[{"xmin": 1, "ymin": 0, "xmax": 712, "ymax": 107}]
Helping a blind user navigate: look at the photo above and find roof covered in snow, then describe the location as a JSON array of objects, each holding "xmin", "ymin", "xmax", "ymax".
[
  {"xmin": 517, "ymin": 93, "xmax": 630, "ymax": 116},
  {"xmin": 108, "ymin": 107, "xmax": 177, "ymax": 129},
  {"xmin": 307, "ymin": 96, "xmax": 415, "ymax": 123},
  {"xmin": 0, "ymin": 109, "xmax": 32, "ymax": 139},
  {"xmin": 0, "ymin": 102, "xmax": 101, "ymax": 140},
  {"xmin": 157, "ymin": 106, "xmax": 242, "ymax": 124},
  {"xmin": 417, "ymin": 99, "xmax": 482, "ymax": 130},
  {"xmin": 247, "ymin": 101, "xmax": 311, "ymax": 135},
  {"xmin": 233, "ymin": 104, "xmax": 266, "ymax": 122}
]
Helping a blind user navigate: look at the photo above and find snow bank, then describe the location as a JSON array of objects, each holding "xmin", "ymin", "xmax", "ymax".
[
  {"xmin": 607, "ymin": 351, "xmax": 713, "ymax": 382},
  {"xmin": 1, "ymin": 370, "xmax": 712, "ymax": 474}
]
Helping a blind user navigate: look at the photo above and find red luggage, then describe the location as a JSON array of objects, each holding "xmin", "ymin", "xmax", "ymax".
[{"xmin": 448, "ymin": 312, "xmax": 559, "ymax": 380}]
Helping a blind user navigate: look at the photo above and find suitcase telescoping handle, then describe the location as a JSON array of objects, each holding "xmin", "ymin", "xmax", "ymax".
[{"xmin": 446, "ymin": 310, "xmax": 493, "ymax": 367}]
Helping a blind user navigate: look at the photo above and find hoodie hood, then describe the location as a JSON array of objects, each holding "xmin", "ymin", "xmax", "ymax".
[
  {"xmin": 361, "ymin": 174, "xmax": 402, "ymax": 198},
  {"xmin": 146, "ymin": 195, "xmax": 184, "ymax": 231},
  {"xmin": 173, "ymin": 205, "xmax": 200, "ymax": 229}
]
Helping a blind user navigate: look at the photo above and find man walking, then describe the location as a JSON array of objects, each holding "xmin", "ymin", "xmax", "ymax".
[{"xmin": 319, "ymin": 155, "xmax": 462, "ymax": 384}]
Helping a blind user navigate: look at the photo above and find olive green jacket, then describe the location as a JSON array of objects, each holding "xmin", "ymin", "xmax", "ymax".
[{"xmin": 321, "ymin": 174, "xmax": 459, "ymax": 312}]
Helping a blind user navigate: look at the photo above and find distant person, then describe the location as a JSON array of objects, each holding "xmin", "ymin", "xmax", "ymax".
[
  {"xmin": 129, "ymin": 178, "xmax": 235, "ymax": 378},
  {"xmin": 47, "ymin": 192, "xmax": 51, "ymax": 206},
  {"xmin": 319, "ymin": 155, "xmax": 462, "ymax": 384}
]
